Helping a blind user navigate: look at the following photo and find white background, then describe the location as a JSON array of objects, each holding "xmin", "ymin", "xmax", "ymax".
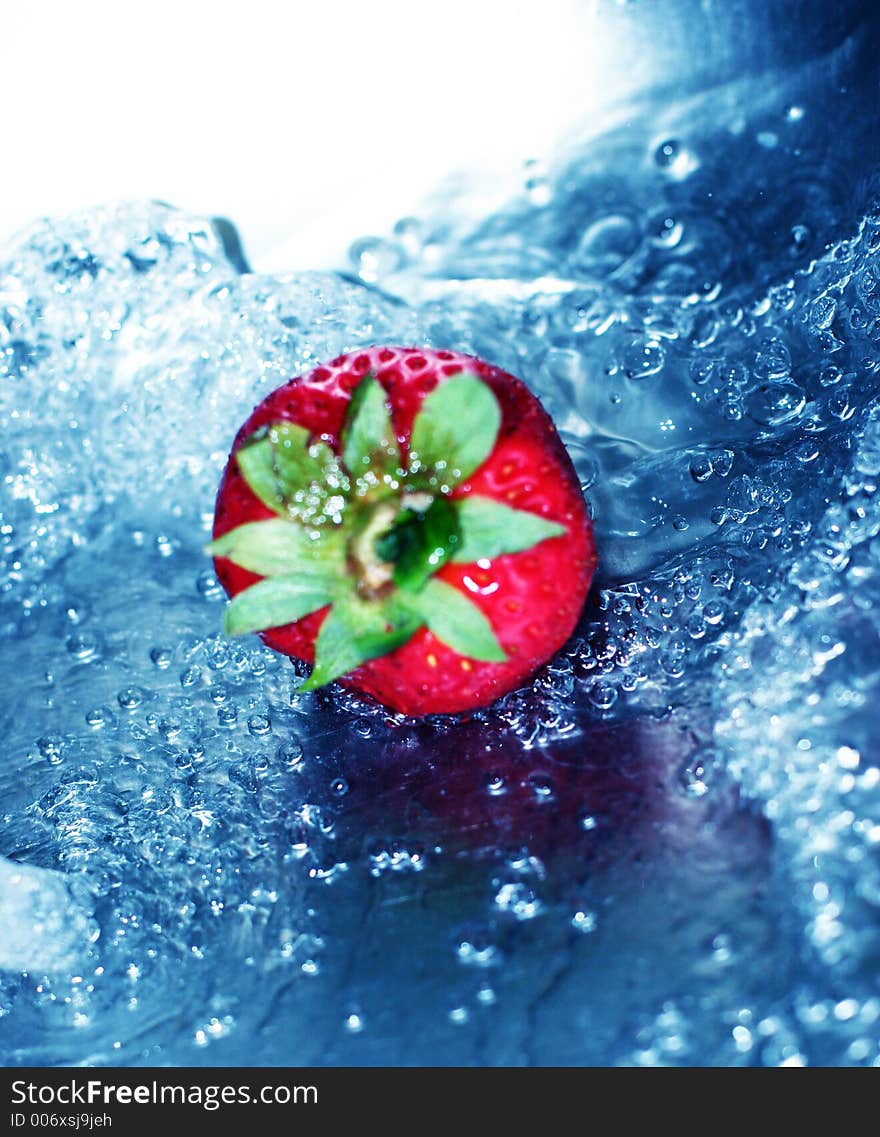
[{"xmin": 1, "ymin": 1, "xmax": 621, "ymax": 270}]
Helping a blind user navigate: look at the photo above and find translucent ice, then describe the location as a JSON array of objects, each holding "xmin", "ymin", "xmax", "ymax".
[{"xmin": 0, "ymin": 858, "xmax": 96, "ymax": 974}]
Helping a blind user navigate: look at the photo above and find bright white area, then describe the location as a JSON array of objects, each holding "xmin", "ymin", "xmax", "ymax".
[{"xmin": 1, "ymin": 1, "xmax": 623, "ymax": 270}]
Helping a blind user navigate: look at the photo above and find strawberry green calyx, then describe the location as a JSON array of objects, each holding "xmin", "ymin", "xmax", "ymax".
[{"xmin": 208, "ymin": 371, "xmax": 567, "ymax": 691}]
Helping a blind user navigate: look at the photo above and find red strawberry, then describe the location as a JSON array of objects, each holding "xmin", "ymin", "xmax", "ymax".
[{"xmin": 209, "ymin": 346, "xmax": 597, "ymax": 715}]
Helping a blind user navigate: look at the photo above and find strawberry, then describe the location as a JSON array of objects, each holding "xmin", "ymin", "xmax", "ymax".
[{"xmin": 209, "ymin": 346, "xmax": 597, "ymax": 715}]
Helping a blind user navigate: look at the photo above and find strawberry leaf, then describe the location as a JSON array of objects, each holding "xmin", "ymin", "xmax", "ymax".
[
  {"xmin": 374, "ymin": 496, "xmax": 460, "ymax": 592},
  {"xmin": 451, "ymin": 497, "xmax": 566, "ymax": 564},
  {"xmin": 407, "ymin": 578, "xmax": 506, "ymax": 662},
  {"xmin": 299, "ymin": 593, "xmax": 423, "ymax": 692},
  {"xmin": 236, "ymin": 423, "xmax": 347, "ymax": 523},
  {"xmin": 341, "ymin": 374, "xmax": 400, "ymax": 486},
  {"xmin": 207, "ymin": 519, "xmax": 344, "ymax": 580},
  {"xmin": 271, "ymin": 422, "xmax": 344, "ymax": 498},
  {"xmin": 408, "ymin": 373, "xmax": 501, "ymax": 488},
  {"xmin": 236, "ymin": 435, "xmax": 288, "ymax": 516},
  {"xmin": 224, "ymin": 576, "xmax": 333, "ymax": 636}
]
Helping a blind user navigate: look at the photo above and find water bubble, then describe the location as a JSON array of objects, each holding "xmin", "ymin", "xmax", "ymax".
[
  {"xmin": 456, "ymin": 939, "xmax": 499, "ymax": 968},
  {"xmin": 486, "ymin": 772, "xmax": 506, "ymax": 796},
  {"xmin": 689, "ymin": 454, "xmax": 714, "ymax": 483},
  {"xmin": 651, "ymin": 216, "xmax": 684, "ymax": 249},
  {"xmin": 195, "ymin": 569, "xmax": 223, "ymax": 600},
  {"xmin": 621, "ymin": 337, "xmax": 665, "ymax": 379},
  {"xmin": 37, "ymin": 735, "xmax": 65, "ymax": 765},
  {"xmin": 247, "ymin": 713, "xmax": 271, "ymax": 736},
  {"xmin": 179, "ymin": 665, "xmax": 201, "ymax": 689},
  {"xmin": 754, "ymin": 339, "xmax": 791, "ymax": 379},
  {"xmin": 572, "ymin": 909, "xmax": 598, "ymax": 934},
  {"xmin": 217, "ymin": 705, "xmax": 238, "ymax": 728},
  {"xmin": 711, "ymin": 449, "xmax": 734, "ymax": 477},
  {"xmin": 654, "ymin": 139, "xmax": 680, "ymax": 168},
  {"xmin": 277, "ymin": 741, "xmax": 304, "ymax": 767},
  {"xmin": 528, "ymin": 774, "xmax": 555, "ymax": 801},
  {"xmin": 66, "ymin": 632, "xmax": 98, "ymax": 661},
  {"xmin": 494, "ymin": 882, "xmax": 542, "ymax": 920},
  {"xmin": 116, "ymin": 686, "xmax": 143, "ymax": 711},
  {"xmin": 789, "ymin": 224, "xmax": 811, "ymax": 255},
  {"xmin": 149, "ymin": 646, "xmax": 172, "ymax": 670},
  {"xmin": 85, "ymin": 706, "xmax": 109, "ymax": 729},
  {"xmin": 587, "ymin": 682, "xmax": 618, "ymax": 711}
]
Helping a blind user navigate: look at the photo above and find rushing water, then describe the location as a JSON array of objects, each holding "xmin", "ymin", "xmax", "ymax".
[{"xmin": 2, "ymin": 17, "xmax": 880, "ymax": 1066}]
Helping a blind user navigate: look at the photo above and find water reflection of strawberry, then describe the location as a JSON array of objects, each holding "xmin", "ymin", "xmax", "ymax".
[{"xmin": 312, "ymin": 701, "xmax": 756, "ymax": 866}]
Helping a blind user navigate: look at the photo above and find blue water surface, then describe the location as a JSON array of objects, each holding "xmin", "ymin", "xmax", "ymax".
[{"xmin": 2, "ymin": 17, "xmax": 880, "ymax": 1066}]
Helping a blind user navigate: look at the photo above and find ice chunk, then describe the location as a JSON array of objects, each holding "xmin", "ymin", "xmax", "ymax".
[{"xmin": 0, "ymin": 858, "xmax": 96, "ymax": 974}]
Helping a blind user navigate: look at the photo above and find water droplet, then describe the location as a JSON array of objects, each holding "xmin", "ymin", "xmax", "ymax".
[
  {"xmin": 690, "ymin": 359, "xmax": 716, "ymax": 387},
  {"xmin": 247, "ymin": 713, "xmax": 271, "ymax": 736},
  {"xmin": 790, "ymin": 223, "xmax": 811, "ymax": 255},
  {"xmin": 66, "ymin": 632, "xmax": 98, "ymax": 661},
  {"xmin": 278, "ymin": 741, "xmax": 304, "ymax": 767},
  {"xmin": 456, "ymin": 939, "xmax": 499, "ymax": 968},
  {"xmin": 217, "ymin": 705, "xmax": 238, "ymax": 728},
  {"xmin": 651, "ymin": 216, "xmax": 683, "ymax": 248},
  {"xmin": 150, "ymin": 646, "xmax": 172, "ymax": 669},
  {"xmin": 37, "ymin": 735, "xmax": 64, "ymax": 764},
  {"xmin": 654, "ymin": 139, "xmax": 680, "ymax": 168},
  {"xmin": 588, "ymin": 682, "xmax": 618, "ymax": 710},
  {"xmin": 689, "ymin": 455, "xmax": 713, "ymax": 483},
  {"xmin": 572, "ymin": 909, "xmax": 598, "ymax": 934},
  {"xmin": 117, "ymin": 686, "xmax": 143, "ymax": 711},
  {"xmin": 494, "ymin": 882, "xmax": 542, "ymax": 920},
  {"xmin": 622, "ymin": 337, "xmax": 665, "ymax": 380},
  {"xmin": 529, "ymin": 774, "xmax": 555, "ymax": 801},
  {"xmin": 195, "ymin": 569, "xmax": 223, "ymax": 600},
  {"xmin": 486, "ymin": 772, "xmax": 506, "ymax": 796},
  {"xmin": 180, "ymin": 665, "xmax": 201, "ymax": 689}
]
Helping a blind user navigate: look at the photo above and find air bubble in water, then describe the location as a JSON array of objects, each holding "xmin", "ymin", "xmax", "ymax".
[{"xmin": 622, "ymin": 337, "xmax": 665, "ymax": 379}]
